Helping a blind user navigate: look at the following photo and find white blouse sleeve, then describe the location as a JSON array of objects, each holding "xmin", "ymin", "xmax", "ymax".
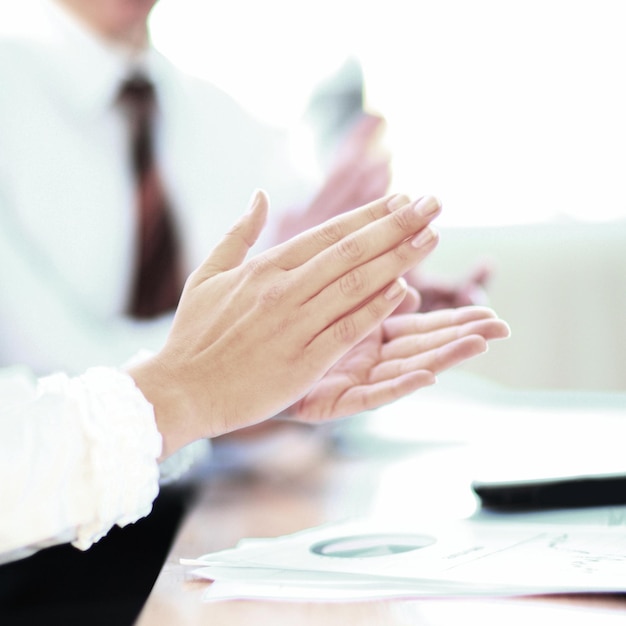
[{"xmin": 0, "ymin": 365, "xmax": 162, "ymax": 564}]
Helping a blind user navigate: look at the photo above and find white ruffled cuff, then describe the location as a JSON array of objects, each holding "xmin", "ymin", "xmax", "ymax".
[{"xmin": 39, "ymin": 367, "xmax": 163, "ymax": 550}]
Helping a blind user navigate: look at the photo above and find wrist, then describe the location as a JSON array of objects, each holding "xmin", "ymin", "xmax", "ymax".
[{"xmin": 127, "ymin": 356, "xmax": 196, "ymax": 461}]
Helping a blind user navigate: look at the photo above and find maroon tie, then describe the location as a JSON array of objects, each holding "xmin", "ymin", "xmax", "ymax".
[{"xmin": 118, "ymin": 75, "xmax": 183, "ymax": 318}]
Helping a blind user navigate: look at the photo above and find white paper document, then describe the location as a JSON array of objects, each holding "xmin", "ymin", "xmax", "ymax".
[{"xmin": 181, "ymin": 515, "xmax": 626, "ymax": 602}]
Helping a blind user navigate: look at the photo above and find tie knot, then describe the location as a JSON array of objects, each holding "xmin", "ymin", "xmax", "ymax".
[
  {"xmin": 118, "ymin": 74, "xmax": 158, "ymax": 173},
  {"xmin": 118, "ymin": 74, "xmax": 156, "ymax": 116}
]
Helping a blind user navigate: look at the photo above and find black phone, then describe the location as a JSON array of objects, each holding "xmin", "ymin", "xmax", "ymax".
[{"xmin": 472, "ymin": 473, "xmax": 626, "ymax": 510}]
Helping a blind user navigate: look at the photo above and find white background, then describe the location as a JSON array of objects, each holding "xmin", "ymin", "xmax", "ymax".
[{"xmin": 150, "ymin": 0, "xmax": 626, "ymax": 227}]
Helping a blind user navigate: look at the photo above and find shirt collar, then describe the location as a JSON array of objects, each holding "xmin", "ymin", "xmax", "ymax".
[{"xmin": 32, "ymin": 0, "xmax": 156, "ymax": 119}]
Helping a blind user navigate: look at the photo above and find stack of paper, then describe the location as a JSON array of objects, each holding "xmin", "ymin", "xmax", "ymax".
[{"xmin": 181, "ymin": 516, "xmax": 626, "ymax": 602}]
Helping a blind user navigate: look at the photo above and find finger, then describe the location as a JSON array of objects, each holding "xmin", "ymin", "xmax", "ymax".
[
  {"xmin": 265, "ymin": 193, "xmax": 412, "ymax": 270},
  {"xmin": 394, "ymin": 285, "xmax": 422, "ymax": 314},
  {"xmin": 190, "ymin": 189, "xmax": 269, "ymax": 283},
  {"xmin": 381, "ymin": 317, "xmax": 511, "ymax": 361},
  {"xmin": 293, "ymin": 196, "xmax": 441, "ymax": 304},
  {"xmin": 382, "ymin": 306, "xmax": 501, "ymax": 340},
  {"xmin": 370, "ymin": 335, "xmax": 489, "ymax": 383},
  {"xmin": 467, "ymin": 262, "xmax": 493, "ymax": 287},
  {"xmin": 335, "ymin": 369, "xmax": 436, "ymax": 416},
  {"xmin": 419, "ymin": 335, "xmax": 491, "ymax": 375},
  {"xmin": 304, "ymin": 276, "xmax": 409, "ymax": 367},
  {"xmin": 295, "ymin": 369, "xmax": 436, "ymax": 422},
  {"xmin": 305, "ymin": 225, "xmax": 439, "ymax": 332},
  {"xmin": 310, "ymin": 156, "xmax": 389, "ymax": 225},
  {"xmin": 453, "ymin": 283, "xmax": 490, "ymax": 308},
  {"xmin": 452, "ymin": 264, "xmax": 493, "ymax": 307}
]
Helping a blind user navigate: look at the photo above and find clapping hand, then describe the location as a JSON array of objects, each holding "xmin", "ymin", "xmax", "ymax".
[
  {"xmin": 130, "ymin": 190, "xmax": 509, "ymax": 460},
  {"xmin": 274, "ymin": 113, "xmax": 390, "ymax": 243},
  {"xmin": 290, "ymin": 306, "xmax": 509, "ymax": 422}
]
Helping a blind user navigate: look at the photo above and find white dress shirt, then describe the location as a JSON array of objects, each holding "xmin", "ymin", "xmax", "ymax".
[
  {"xmin": 0, "ymin": 0, "xmax": 312, "ymax": 375},
  {"xmin": 0, "ymin": 0, "xmax": 311, "ymax": 561}
]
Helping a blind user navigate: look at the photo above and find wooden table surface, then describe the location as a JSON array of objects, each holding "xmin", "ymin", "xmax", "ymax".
[{"xmin": 136, "ymin": 423, "xmax": 626, "ymax": 625}]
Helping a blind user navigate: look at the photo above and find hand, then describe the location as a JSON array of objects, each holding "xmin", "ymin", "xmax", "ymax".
[
  {"xmin": 289, "ymin": 306, "xmax": 510, "ymax": 421},
  {"xmin": 276, "ymin": 113, "xmax": 496, "ymax": 314},
  {"xmin": 129, "ymin": 190, "xmax": 443, "ymax": 459},
  {"xmin": 274, "ymin": 113, "xmax": 391, "ymax": 243},
  {"xmin": 410, "ymin": 263, "xmax": 493, "ymax": 312}
]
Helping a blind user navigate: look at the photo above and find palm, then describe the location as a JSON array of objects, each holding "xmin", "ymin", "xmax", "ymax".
[
  {"xmin": 290, "ymin": 306, "xmax": 510, "ymax": 423},
  {"xmin": 290, "ymin": 325, "xmax": 403, "ymax": 421}
]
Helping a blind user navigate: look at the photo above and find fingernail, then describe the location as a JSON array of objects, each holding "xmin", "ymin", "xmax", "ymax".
[
  {"xmin": 245, "ymin": 188, "xmax": 262, "ymax": 214},
  {"xmin": 387, "ymin": 194, "xmax": 410, "ymax": 211},
  {"xmin": 384, "ymin": 277, "xmax": 407, "ymax": 300},
  {"xmin": 414, "ymin": 196, "xmax": 441, "ymax": 218},
  {"xmin": 411, "ymin": 226, "xmax": 437, "ymax": 248}
]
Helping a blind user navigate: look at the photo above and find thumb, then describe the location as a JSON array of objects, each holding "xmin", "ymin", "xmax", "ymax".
[{"xmin": 192, "ymin": 189, "xmax": 269, "ymax": 282}]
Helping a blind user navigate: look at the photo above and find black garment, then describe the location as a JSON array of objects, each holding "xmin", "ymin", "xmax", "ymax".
[{"xmin": 0, "ymin": 483, "xmax": 197, "ymax": 626}]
